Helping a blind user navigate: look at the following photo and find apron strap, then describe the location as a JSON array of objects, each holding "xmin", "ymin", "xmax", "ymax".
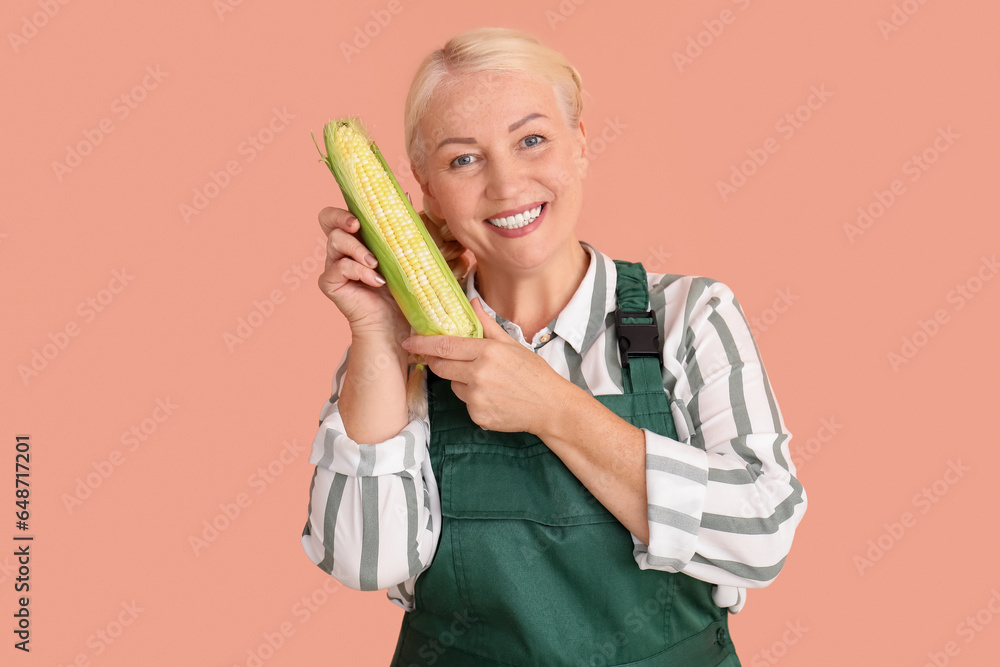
[{"xmin": 613, "ymin": 260, "xmax": 666, "ymax": 398}]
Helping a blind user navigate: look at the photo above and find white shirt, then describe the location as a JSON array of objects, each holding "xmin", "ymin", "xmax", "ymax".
[{"xmin": 300, "ymin": 243, "xmax": 807, "ymax": 614}]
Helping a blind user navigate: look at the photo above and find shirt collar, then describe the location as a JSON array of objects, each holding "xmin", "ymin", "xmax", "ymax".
[{"xmin": 464, "ymin": 242, "xmax": 618, "ymax": 355}]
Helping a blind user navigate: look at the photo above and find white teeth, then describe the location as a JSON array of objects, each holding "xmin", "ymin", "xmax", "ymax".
[{"xmin": 487, "ymin": 205, "xmax": 543, "ymax": 229}]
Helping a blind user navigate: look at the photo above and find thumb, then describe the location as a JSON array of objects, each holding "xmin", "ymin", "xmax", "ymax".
[{"xmin": 471, "ymin": 298, "xmax": 509, "ymax": 341}]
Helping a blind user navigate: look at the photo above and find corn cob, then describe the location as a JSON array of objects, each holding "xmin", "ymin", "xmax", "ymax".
[{"xmin": 315, "ymin": 118, "xmax": 482, "ymax": 338}]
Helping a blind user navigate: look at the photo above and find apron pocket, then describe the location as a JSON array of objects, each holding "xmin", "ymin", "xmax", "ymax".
[{"xmin": 440, "ymin": 444, "xmax": 619, "ymax": 526}]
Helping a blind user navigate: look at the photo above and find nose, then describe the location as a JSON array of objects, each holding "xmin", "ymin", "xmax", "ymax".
[{"xmin": 484, "ymin": 154, "xmax": 528, "ymax": 201}]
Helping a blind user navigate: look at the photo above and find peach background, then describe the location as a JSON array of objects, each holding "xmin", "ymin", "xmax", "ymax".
[{"xmin": 3, "ymin": 0, "xmax": 999, "ymax": 665}]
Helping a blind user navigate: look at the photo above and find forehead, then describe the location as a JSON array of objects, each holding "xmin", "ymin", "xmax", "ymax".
[{"xmin": 420, "ymin": 71, "xmax": 562, "ymax": 141}]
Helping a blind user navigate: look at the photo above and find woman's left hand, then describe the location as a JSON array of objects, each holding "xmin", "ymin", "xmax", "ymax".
[{"xmin": 401, "ymin": 299, "xmax": 568, "ymax": 435}]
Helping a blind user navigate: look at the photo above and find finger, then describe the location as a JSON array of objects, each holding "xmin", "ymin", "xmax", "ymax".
[
  {"xmin": 318, "ymin": 206, "xmax": 360, "ymax": 237},
  {"xmin": 329, "ymin": 256, "xmax": 386, "ymax": 289},
  {"xmin": 449, "ymin": 379, "xmax": 470, "ymax": 404},
  {"xmin": 471, "ymin": 298, "xmax": 510, "ymax": 342},
  {"xmin": 423, "ymin": 356, "xmax": 471, "ymax": 385},
  {"xmin": 402, "ymin": 333, "xmax": 480, "ymax": 361},
  {"xmin": 328, "ymin": 227, "xmax": 378, "ymax": 269}
]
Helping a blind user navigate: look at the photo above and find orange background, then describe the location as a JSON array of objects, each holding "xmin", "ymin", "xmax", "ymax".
[{"xmin": 4, "ymin": 0, "xmax": 999, "ymax": 665}]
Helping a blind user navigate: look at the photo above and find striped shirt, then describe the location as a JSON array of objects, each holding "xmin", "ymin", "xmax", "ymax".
[{"xmin": 300, "ymin": 243, "xmax": 806, "ymax": 614}]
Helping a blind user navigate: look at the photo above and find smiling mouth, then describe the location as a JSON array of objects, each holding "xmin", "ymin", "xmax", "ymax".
[{"xmin": 486, "ymin": 204, "xmax": 545, "ymax": 230}]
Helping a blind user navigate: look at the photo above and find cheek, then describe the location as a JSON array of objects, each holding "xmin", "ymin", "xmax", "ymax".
[
  {"xmin": 546, "ymin": 165, "xmax": 583, "ymax": 203},
  {"xmin": 427, "ymin": 198, "xmax": 444, "ymax": 219},
  {"xmin": 575, "ymin": 151, "xmax": 589, "ymax": 179},
  {"xmin": 543, "ymin": 152, "xmax": 582, "ymax": 192},
  {"xmin": 438, "ymin": 180, "xmax": 480, "ymax": 218}
]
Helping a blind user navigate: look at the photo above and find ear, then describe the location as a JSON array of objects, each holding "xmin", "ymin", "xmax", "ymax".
[{"xmin": 573, "ymin": 119, "xmax": 589, "ymax": 179}]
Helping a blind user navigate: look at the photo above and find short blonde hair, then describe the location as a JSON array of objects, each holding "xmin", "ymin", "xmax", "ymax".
[{"xmin": 403, "ymin": 27, "xmax": 584, "ymax": 174}]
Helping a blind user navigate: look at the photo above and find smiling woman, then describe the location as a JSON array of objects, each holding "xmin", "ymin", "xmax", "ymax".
[
  {"xmin": 300, "ymin": 27, "xmax": 806, "ymax": 667},
  {"xmin": 416, "ymin": 71, "xmax": 589, "ymax": 303}
]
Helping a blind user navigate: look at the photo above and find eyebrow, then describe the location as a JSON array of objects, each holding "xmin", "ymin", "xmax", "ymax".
[
  {"xmin": 509, "ymin": 113, "xmax": 546, "ymax": 132},
  {"xmin": 435, "ymin": 113, "xmax": 548, "ymax": 150}
]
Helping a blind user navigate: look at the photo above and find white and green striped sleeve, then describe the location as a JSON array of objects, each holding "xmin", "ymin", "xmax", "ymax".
[
  {"xmin": 633, "ymin": 277, "xmax": 807, "ymax": 610},
  {"xmin": 300, "ymin": 349, "xmax": 441, "ymax": 610}
]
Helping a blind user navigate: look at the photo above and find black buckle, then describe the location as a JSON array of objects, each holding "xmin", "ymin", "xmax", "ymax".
[{"xmin": 615, "ymin": 309, "xmax": 662, "ymax": 368}]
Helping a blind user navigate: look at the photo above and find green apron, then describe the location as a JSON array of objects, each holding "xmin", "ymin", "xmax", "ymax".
[{"xmin": 390, "ymin": 261, "xmax": 740, "ymax": 666}]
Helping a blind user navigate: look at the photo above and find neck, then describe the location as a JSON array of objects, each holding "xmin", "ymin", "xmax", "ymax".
[{"xmin": 475, "ymin": 241, "xmax": 590, "ymax": 340}]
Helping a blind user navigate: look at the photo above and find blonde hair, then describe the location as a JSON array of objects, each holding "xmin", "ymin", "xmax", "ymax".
[
  {"xmin": 404, "ymin": 27, "xmax": 584, "ymax": 176},
  {"xmin": 400, "ymin": 28, "xmax": 585, "ymax": 419}
]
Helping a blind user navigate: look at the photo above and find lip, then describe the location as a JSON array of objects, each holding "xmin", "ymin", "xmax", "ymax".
[
  {"xmin": 485, "ymin": 201, "xmax": 547, "ymax": 220},
  {"xmin": 483, "ymin": 202, "xmax": 547, "ymax": 238}
]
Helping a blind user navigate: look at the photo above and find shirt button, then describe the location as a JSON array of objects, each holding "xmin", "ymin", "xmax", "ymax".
[
  {"xmin": 539, "ymin": 333, "xmax": 551, "ymax": 344},
  {"xmin": 716, "ymin": 627, "xmax": 727, "ymax": 646}
]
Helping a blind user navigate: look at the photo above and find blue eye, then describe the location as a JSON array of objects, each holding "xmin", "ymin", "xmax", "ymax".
[
  {"xmin": 451, "ymin": 154, "xmax": 475, "ymax": 168},
  {"xmin": 522, "ymin": 135, "xmax": 544, "ymax": 148}
]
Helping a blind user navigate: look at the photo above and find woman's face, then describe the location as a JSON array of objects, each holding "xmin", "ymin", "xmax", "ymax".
[{"xmin": 415, "ymin": 71, "xmax": 588, "ymax": 274}]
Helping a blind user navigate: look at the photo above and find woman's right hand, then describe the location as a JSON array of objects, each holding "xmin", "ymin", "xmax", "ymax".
[{"xmin": 317, "ymin": 206, "xmax": 410, "ymax": 342}]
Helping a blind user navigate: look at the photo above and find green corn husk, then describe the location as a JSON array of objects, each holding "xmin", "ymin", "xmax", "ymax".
[{"xmin": 314, "ymin": 118, "xmax": 482, "ymax": 338}]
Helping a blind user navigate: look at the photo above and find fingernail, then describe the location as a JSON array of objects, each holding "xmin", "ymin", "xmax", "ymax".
[
  {"xmin": 373, "ymin": 274, "xmax": 386, "ymax": 285},
  {"xmin": 401, "ymin": 338, "xmax": 412, "ymax": 350},
  {"xmin": 365, "ymin": 253, "xmax": 378, "ymax": 267}
]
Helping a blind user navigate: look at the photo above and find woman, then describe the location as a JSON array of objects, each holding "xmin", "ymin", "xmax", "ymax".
[{"xmin": 300, "ymin": 27, "xmax": 806, "ymax": 666}]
